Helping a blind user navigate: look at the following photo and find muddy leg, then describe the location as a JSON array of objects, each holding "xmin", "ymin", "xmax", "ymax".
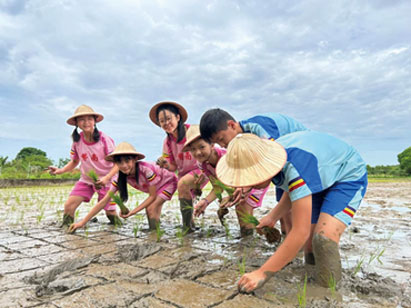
[
  {"xmin": 180, "ymin": 198, "xmax": 194, "ymax": 233},
  {"xmin": 312, "ymin": 233, "xmax": 341, "ymax": 287},
  {"xmin": 61, "ymin": 214, "xmax": 74, "ymax": 227},
  {"xmin": 148, "ymin": 218, "xmax": 159, "ymax": 230},
  {"xmin": 107, "ymin": 214, "xmax": 122, "ymax": 226},
  {"xmin": 304, "ymin": 224, "xmax": 317, "ymax": 265},
  {"xmin": 236, "ymin": 201, "xmax": 254, "ymax": 237}
]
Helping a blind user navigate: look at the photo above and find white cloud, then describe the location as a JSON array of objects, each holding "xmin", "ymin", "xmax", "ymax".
[{"xmin": 0, "ymin": 0, "xmax": 410, "ymax": 165}]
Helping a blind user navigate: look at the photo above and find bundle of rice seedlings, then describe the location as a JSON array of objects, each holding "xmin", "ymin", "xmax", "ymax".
[
  {"xmin": 108, "ymin": 191, "xmax": 130, "ymax": 215},
  {"xmin": 87, "ymin": 169, "xmax": 99, "ymax": 183},
  {"xmin": 239, "ymin": 212, "xmax": 281, "ymax": 243}
]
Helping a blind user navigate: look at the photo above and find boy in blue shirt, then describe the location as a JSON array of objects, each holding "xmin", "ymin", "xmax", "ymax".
[
  {"xmin": 200, "ymin": 108, "xmax": 308, "ymax": 235},
  {"xmin": 216, "ymin": 132, "xmax": 367, "ymax": 292}
]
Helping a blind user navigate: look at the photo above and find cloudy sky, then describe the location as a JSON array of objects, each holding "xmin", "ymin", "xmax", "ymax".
[{"xmin": 1, "ymin": 0, "xmax": 410, "ymax": 166}]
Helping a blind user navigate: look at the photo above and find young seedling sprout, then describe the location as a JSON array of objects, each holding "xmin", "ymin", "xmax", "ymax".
[{"xmin": 108, "ymin": 191, "xmax": 130, "ymax": 215}]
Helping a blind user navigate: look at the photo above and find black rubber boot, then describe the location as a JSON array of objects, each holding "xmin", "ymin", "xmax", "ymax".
[
  {"xmin": 61, "ymin": 214, "xmax": 74, "ymax": 228},
  {"xmin": 180, "ymin": 199, "xmax": 195, "ymax": 233}
]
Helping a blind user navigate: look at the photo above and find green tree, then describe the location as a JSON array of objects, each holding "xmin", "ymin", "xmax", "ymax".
[
  {"xmin": 398, "ymin": 147, "xmax": 411, "ymax": 175},
  {"xmin": 16, "ymin": 147, "xmax": 47, "ymax": 160},
  {"xmin": 58, "ymin": 158, "xmax": 71, "ymax": 168}
]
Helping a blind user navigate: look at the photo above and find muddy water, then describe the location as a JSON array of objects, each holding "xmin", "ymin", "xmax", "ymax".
[{"xmin": 0, "ymin": 182, "xmax": 410, "ymax": 307}]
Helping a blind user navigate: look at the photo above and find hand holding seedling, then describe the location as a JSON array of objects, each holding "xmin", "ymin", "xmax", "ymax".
[
  {"xmin": 256, "ymin": 215, "xmax": 276, "ymax": 235},
  {"xmin": 95, "ymin": 176, "xmax": 109, "ymax": 190},
  {"xmin": 194, "ymin": 199, "xmax": 208, "ymax": 217},
  {"xmin": 227, "ymin": 187, "xmax": 251, "ymax": 207},
  {"xmin": 68, "ymin": 221, "xmax": 85, "ymax": 233},
  {"xmin": 238, "ymin": 269, "xmax": 269, "ymax": 293},
  {"xmin": 156, "ymin": 156, "xmax": 169, "ymax": 169}
]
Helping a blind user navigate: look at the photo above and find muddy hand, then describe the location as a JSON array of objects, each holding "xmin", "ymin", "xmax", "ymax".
[
  {"xmin": 256, "ymin": 215, "xmax": 276, "ymax": 236},
  {"xmin": 238, "ymin": 269, "xmax": 269, "ymax": 293}
]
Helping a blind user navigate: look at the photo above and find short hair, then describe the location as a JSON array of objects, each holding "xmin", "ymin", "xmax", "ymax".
[{"xmin": 199, "ymin": 108, "xmax": 236, "ymax": 142}]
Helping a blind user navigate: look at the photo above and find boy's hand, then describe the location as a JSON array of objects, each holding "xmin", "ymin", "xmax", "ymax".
[
  {"xmin": 256, "ymin": 215, "xmax": 276, "ymax": 235},
  {"xmin": 68, "ymin": 221, "xmax": 85, "ymax": 233},
  {"xmin": 194, "ymin": 199, "xmax": 208, "ymax": 217},
  {"xmin": 238, "ymin": 269, "xmax": 270, "ymax": 293}
]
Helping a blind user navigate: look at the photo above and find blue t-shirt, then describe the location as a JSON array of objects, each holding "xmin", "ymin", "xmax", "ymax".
[
  {"xmin": 272, "ymin": 131, "xmax": 367, "ymax": 202},
  {"xmin": 239, "ymin": 113, "xmax": 307, "ymax": 140}
]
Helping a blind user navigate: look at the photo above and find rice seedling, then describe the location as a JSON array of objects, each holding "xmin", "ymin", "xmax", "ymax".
[
  {"xmin": 224, "ymin": 221, "xmax": 232, "ymax": 240},
  {"xmin": 238, "ymin": 250, "xmax": 247, "ymax": 275},
  {"xmin": 155, "ymin": 223, "xmax": 165, "ymax": 242},
  {"xmin": 297, "ymin": 274, "xmax": 308, "ymax": 308},
  {"xmin": 175, "ymin": 227, "xmax": 188, "ymax": 246},
  {"xmin": 87, "ymin": 169, "xmax": 99, "ymax": 183},
  {"xmin": 352, "ymin": 255, "xmax": 365, "ymax": 276},
  {"xmin": 108, "ymin": 191, "xmax": 130, "ymax": 215},
  {"xmin": 328, "ymin": 273, "xmax": 337, "ymax": 297}
]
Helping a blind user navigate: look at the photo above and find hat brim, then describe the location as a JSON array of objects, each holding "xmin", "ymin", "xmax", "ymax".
[
  {"xmin": 105, "ymin": 152, "xmax": 145, "ymax": 162},
  {"xmin": 182, "ymin": 135, "xmax": 202, "ymax": 152},
  {"xmin": 216, "ymin": 139, "xmax": 287, "ymax": 187},
  {"xmin": 67, "ymin": 113, "xmax": 104, "ymax": 126},
  {"xmin": 149, "ymin": 101, "xmax": 188, "ymax": 126}
]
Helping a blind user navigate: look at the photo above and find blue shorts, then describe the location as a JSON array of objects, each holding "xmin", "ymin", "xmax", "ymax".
[{"xmin": 311, "ymin": 173, "xmax": 368, "ymax": 226}]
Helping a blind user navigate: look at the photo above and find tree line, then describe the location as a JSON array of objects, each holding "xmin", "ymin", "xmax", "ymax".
[{"xmin": 0, "ymin": 147, "xmax": 79, "ymax": 179}]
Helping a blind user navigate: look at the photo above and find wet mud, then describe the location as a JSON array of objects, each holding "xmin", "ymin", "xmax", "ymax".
[{"xmin": 0, "ymin": 182, "xmax": 410, "ymax": 307}]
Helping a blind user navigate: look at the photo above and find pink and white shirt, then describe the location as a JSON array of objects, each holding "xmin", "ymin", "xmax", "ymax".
[
  {"xmin": 110, "ymin": 161, "xmax": 177, "ymax": 195},
  {"xmin": 70, "ymin": 131, "xmax": 115, "ymax": 185},
  {"xmin": 162, "ymin": 124, "xmax": 200, "ymax": 178}
]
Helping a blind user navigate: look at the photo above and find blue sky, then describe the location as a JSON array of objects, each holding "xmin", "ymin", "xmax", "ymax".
[{"xmin": 0, "ymin": 0, "xmax": 410, "ymax": 166}]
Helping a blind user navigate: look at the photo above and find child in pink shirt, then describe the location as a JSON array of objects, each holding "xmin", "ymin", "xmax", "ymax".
[
  {"xmin": 149, "ymin": 101, "xmax": 208, "ymax": 233},
  {"xmin": 69, "ymin": 142, "xmax": 178, "ymax": 232},
  {"xmin": 48, "ymin": 105, "xmax": 119, "ymax": 227},
  {"xmin": 183, "ymin": 125, "xmax": 269, "ymax": 237}
]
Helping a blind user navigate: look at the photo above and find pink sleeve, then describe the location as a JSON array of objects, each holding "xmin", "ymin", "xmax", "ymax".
[
  {"xmin": 141, "ymin": 163, "xmax": 161, "ymax": 187},
  {"xmin": 70, "ymin": 142, "xmax": 79, "ymax": 161},
  {"xmin": 101, "ymin": 132, "xmax": 116, "ymax": 155},
  {"xmin": 162, "ymin": 137, "xmax": 175, "ymax": 164},
  {"xmin": 109, "ymin": 179, "xmax": 119, "ymax": 193}
]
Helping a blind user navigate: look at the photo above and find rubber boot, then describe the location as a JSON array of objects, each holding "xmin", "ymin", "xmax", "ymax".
[
  {"xmin": 148, "ymin": 218, "xmax": 160, "ymax": 231},
  {"xmin": 61, "ymin": 214, "xmax": 74, "ymax": 228},
  {"xmin": 180, "ymin": 199, "xmax": 195, "ymax": 233},
  {"xmin": 240, "ymin": 227, "xmax": 254, "ymax": 238},
  {"xmin": 312, "ymin": 233, "xmax": 342, "ymax": 287},
  {"xmin": 107, "ymin": 214, "xmax": 123, "ymax": 227},
  {"xmin": 304, "ymin": 252, "xmax": 315, "ymax": 265}
]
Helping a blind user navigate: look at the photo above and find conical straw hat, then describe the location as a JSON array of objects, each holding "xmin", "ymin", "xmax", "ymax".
[
  {"xmin": 216, "ymin": 134, "xmax": 287, "ymax": 187},
  {"xmin": 149, "ymin": 101, "xmax": 188, "ymax": 126},
  {"xmin": 66, "ymin": 105, "xmax": 104, "ymax": 126},
  {"xmin": 105, "ymin": 142, "xmax": 145, "ymax": 162},
  {"xmin": 182, "ymin": 125, "xmax": 201, "ymax": 152}
]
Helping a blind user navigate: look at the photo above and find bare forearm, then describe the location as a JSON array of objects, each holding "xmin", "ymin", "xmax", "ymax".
[
  {"xmin": 260, "ymin": 229, "xmax": 308, "ymax": 273},
  {"xmin": 80, "ymin": 196, "xmax": 110, "ymax": 224},
  {"xmin": 60, "ymin": 160, "xmax": 79, "ymax": 173}
]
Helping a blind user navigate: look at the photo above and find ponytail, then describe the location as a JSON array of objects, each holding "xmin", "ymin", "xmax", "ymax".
[
  {"xmin": 93, "ymin": 124, "xmax": 100, "ymax": 142},
  {"xmin": 72, "ymin": 126, "xmax": 80, "ymax": 142},
  {"xmin": 116, "ymin": 159, "xmax": 140, "ymax": 203}
]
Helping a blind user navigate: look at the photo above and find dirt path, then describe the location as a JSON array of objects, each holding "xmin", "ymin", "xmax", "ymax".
[{"xmin": 0, "ymin": 182, "xmax": 410, "ymax": 307}]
